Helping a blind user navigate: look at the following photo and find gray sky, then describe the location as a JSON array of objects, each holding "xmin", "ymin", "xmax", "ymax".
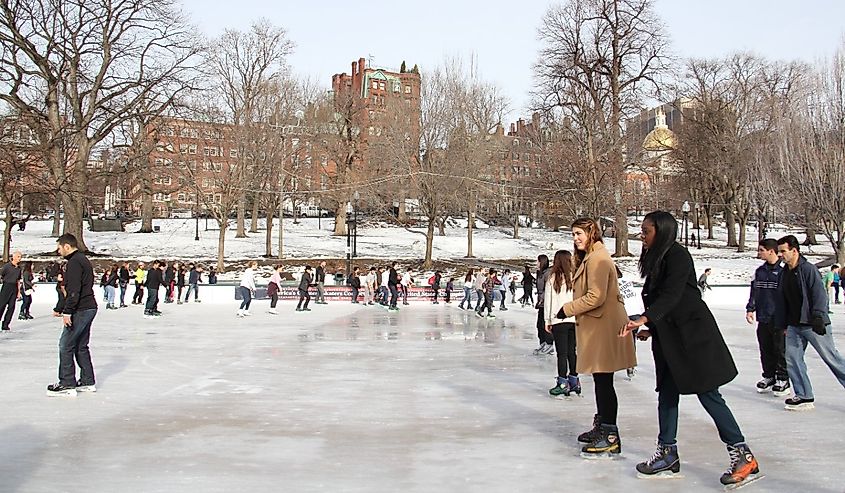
[{"xmin": 181, "ymin": 0, "xmax": 844, "ymax": 121}]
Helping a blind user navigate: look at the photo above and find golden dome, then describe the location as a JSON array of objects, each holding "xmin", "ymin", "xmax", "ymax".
[{"xmin": 643, "ymin": 126, "xmax": 675, "ymax": 152}]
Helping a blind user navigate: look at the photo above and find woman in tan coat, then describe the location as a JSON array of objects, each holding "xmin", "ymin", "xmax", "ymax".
[{"xmin": 561, "ymin": 218, "xmax": 636, "ymax": 457}]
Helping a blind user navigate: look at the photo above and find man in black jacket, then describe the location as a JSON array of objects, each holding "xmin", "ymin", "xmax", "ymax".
[
  {"xmin": 314, "ymin": 261, "xmax": 327, "ymax": 304},
  {"xmin": 47, "ymin": 234, "xmax": 97, "ymax": 397},
  {"xmin": 0, "ymin": 251, "xmax": 22, "ymax": 331},
  {"xmin": 349, "ymin": 266, "xmax": 361, "ymax": 304},
  {"xmin": 776, "ymin": 235, "xmax": 845, "ymax": 411},
  {"xmin": 144, "ymin": 260, "xmax": 163, "ymax": 317},
  {"xmin": 296, "ymin": 266, "xmax": 313, "ymax": 312},
  {"xmin": 387, "ymin": 262, "xmax": 399, "ymax": 311},
  {"xmin": 118, "ymin": 261, "xmax": 131, "ymax": 308},
  {"xmin": 745, "ymin": 238, "xmax": 789, "ymax": 395}
]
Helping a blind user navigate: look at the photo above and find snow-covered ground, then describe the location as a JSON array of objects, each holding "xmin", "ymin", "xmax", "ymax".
[
  {"xmin": 2, "ymin": 218, "xmax": 835, "ymax": 285},
  {"xmin": 2, "ymin": 296, "xmax": 843, "ymax": 492}
]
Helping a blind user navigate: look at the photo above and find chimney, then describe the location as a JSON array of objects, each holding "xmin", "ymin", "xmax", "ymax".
[
  {"xmin": 359, "ymin": 57, "xmax": 366, "ymax": 74},
  {"xmin": 532, "ymin": 112, "xmax": 540, "ymax": 130},
  {"xmin": 351, "ymin": 61, "xmax": 358, "ymax": 92},
  {"xmin": 509, "ymin": 123, "xmax": 516, "ymax": 136},
  {"xmin": 517, "ymin": 119, "xmax": 525, "ymax": 134},
  {"xmin": 496, "ymin": 123, "xmax": 504, "ymax": 136}
]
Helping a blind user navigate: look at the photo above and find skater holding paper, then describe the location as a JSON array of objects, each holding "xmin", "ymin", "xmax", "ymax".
[{"xmin": 621, "ymin": 211, "xmax": 759, "ymax": 488}]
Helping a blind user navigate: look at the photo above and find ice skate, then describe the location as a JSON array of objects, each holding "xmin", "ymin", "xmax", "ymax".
[
  {"xmin": 76, "ymin": 383, "xmax": 97, "ymax": 393},
  {"xmin": 626, "ymin": 368, "xmax": 636, "ymax": 380},
  {"xmin": 772, "ymin": 379, "xmax": 790, "ymax": 397},
  {"xmin": 567, "ymin": 375, "xmax": 581, "ymax": 396},
  {"xmin": 549, "ymin": 377, "xmax": 570, "ymax": 399},
  {"xmin": 243, "ymin": 310, "xmax": 252, "ymax": 316},
  {"xmin": 533, "ymin": 343, "xmax": 548, "ymax": 355},
  {"xmin": 755, "ymin": 377, "xmax": 774, "ymax": 393},
  {"xmin": 636, "ymin": 443, "xmax": 682, "ymax": 479},
  {"xmin": 784, "ymin": 396, "xmax": 814, "ymax": 411},
  {"xmin": 580, "ymin": 424, "xmax": 622, "ymax": 459},
  {"xmin": 46, "ymin": 383, "xmax": 77, "ymax": 397},
  {"xmin": 486, "ymin": 314, "xmax": 496, "ymax": 319},
  {"xmin": 721, "ymin": 443, "xmax": 762, "ymax": 490},
  {"xmin": 268, "ymin": 308, "xmax": 278, "ymax": 315},
  {"xmin": 578, "ymin": 414, "xmax": 602, "ymax": 443},
  {"xmin": 236, "ymin": 309, "xmax": 244, "ymax": 317}
]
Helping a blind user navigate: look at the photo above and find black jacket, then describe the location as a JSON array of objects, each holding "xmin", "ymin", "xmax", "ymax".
[
  {"xmin": 145, "ymin": 268, "xmax": 164, "ymax": 290},
  {"xmin": 164, "ymin": 266, "xmax": 175, "ymax": 283},
  {"xmin": 105, "ymin": 271, "xmax": 119, "ymax": 288},
  {"xmin": 350, "ymin": 274, "xmax": 361, "ymax": 289},
  {"xmin": 775, "ymin": 255, "xmax": 830, "ymax": 328},
  {"xmin": 177, "ymin": 270, "xmax": 186, "ymax": 287},
  {"xmin": 745, "ymin": 261, "xmax": 784, "ymax": 324},
  {"xmin": 62, "ymin": 250, "xmax": 97, "ymax": 314},
  {"xmin": 388, "ymin": 268, "xmax": 399, "ymax": 287},
  {"xmin": 119, "ymin": 266, "xmax": 131, "ymax": 283},
  {"xmin": 299, "ymin": 272, "xmax": 313, "ymax": 291},
  {"xmin": 642, "ymin": 243, "xmax": 737, "ymax": 394},
  {"xmin": 315, "ymin": 266, "xmax": 326, "ymax": 283}
]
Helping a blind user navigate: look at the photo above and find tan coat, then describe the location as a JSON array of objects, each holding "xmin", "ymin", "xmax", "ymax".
[{"xmin": 563, "ymin": 242, "xmax": 636, "ymax": 374}]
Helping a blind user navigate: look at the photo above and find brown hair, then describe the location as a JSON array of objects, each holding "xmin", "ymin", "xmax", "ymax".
[
  {"xmin": 551, "ymin": 250, "xmax": 573, "ymax": 293},
  {"xmin": 571, "ymin": 217, "xmax": 603, "ymax": 269}
]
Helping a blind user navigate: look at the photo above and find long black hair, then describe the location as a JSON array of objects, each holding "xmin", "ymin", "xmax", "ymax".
[
  {"xmin": 537, "ymin": 254, "xmax": 549, "ymax": 272},
  {"xmin": 638, "ymin": 211, "xmax": 679, "ymax": 280}
]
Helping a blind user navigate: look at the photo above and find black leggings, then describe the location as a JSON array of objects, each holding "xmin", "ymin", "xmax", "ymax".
[
  {"xmin": 536, "ymin": 309, "xmax": 554, "ymax": 345},
  {"xmin": 297, "ymin": 289, "xmax": 310, "ymax": 309},
  {"xmin": 593, "ymin": 372, "xmax": 618, "ymax": 425},
  {"xmin": 552, "ymin": 322, "xmax": 577, "ymax": 377}
]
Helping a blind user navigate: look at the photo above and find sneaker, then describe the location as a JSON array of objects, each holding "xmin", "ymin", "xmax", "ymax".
[
  {"xmin": 636, "ymin": 443, "xmax": 681, "ymax": 477},
  {"xmin": 549, "ymin": 378, "xmax": 571, "ymax": 398},
  {"xmin": 388, "ymin": 307, "xmax": 399, "ymax": 312},
  {"xmin": 578, "ymin": 414, "xmax": 602, "ymax": 443},
  {"xmin": 177, "ymin": 300, "xmax": 183, "ymax": 305},
  {"xmin": 784, "ymin": 396, "xmax": 814, "ymax": 411},
  {"xmin": 76, "ymin": 383, "xmax": 97, "ymax": 393},
  {"xmin": 755, "ymin": 377, "xmax": 775, "ymax": 393},
  {"xmin": 302, "ymin": 307, "xmax": 312, "ymax": 311},
  {"xmin": 626, "ymin": 368, "xmax": 636, "ymax": 380},
  {"xmin": 46, "ymin": 383, "xmax": 77, "ymax": 397},
  {"xmin": 581, "ymin": 424, "xmax": 621, "ymax": 456},
  {"xmin": 772, "ymin": 379, "xmax": 790, "ymax": 397},
  {"xmin": 243, "ymin": 311, "xmax": 252, "ymax": 316},
  {"xmin": 720, "ymin": 443, "xmax": 760, "ymax": 486},
  {"xmin": 268, "ymin": 309, "xmax": 278, "ymax": 315}
]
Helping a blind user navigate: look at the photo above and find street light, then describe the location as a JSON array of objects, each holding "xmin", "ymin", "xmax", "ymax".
[
  {"xmin": 194, "ymin": 191, "xmax": 200, "ymax": 241},
  {"xmin": 681, "ymin": 201, "xmax": 691, "ymax": 248},
  {"xmin": 694, "ymin": 202, "xmax": 701, "ymax": 249},
  {"xmin": 345, "ymin": 201, "xmax": 354, "ymax": 280},
  {"xmin": 352, "ymin": 190, "xmax": 360, "ymax": 259}
]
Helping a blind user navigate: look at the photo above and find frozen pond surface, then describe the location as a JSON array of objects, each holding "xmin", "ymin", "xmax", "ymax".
[{"xmin": 2, "ymin": 298, "xmax": 844, "ymax": 492}]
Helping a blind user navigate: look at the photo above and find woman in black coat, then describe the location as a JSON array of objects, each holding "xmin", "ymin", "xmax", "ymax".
[{"xmin": 621, "ymin": 211, "xmax": 759, "ymax": 487}]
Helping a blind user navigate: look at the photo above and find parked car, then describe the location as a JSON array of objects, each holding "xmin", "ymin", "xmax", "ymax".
[{"xmin": 170, "ymin": 209, "xmax": 193, "ymax": 219}]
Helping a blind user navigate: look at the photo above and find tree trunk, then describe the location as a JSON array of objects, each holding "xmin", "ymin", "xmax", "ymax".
[
  {"xmin": 397, "ymin": 190, "xmax": 407, "ymax": 223},
  {"xmin": 737, "ymin": 217, "xmax": 747, "ymax": 253},
  {"xmin": 836, "ymin": 236, "xmax": 845, "ymax": 266},
  {"xmin": 804, "ymin": 226, "xmax": 819, "ymax": 246},
  {"xmin": 265, "ymin": 208, "xmax": 274, "ymax": 257},
  {"xmin": 61, "ymin": 191, "xmax": 88, "ymax": 252},
  {"xmin": 334, "ymin": 204, "xmax": 347, "ymax": 236},
  {"xmin": 216, "ymin": 222, "xmax": 227, "ymax": 272},
  {"xmin": 705, "ymin": 208, "xmax": 714, "ymax": 240},
  {"xmin": 437, "ymin": 217, "xmax": 446, "ymax": 236},
  {"xmin": 513, "ymin": 214, "xmax": 520, "ymax": 239},
  {"xmin": 236, "ymin": 197, "xmax": 246, "ymax": 238},
  {"xmin": 140, "ymin": 186, "xmax": 154, "ymax": 233},
  {"xmin": 424, "ymin": 218, "xmax": 434, "ymax": 268},
  {"xmin": 613, "ymin": 207, "xmax": 630, "ymax": 257},
  {"xmin": 52, "ymin": 194, "xmax": 61, "ymax": 237},
  {"xmin": 3, "ymin": 206, "xmax": 12, "ymax": 262},
  {"xmin": 725, "ymin": 208, "xmax": 738, "ymax": 247},
  {"xmin": 466, "ymin": 211, "xmax": 474, "ymax": 258},
  {"xmin": 250, "ymin": 198, "xmax": 259, "ymax": 233},
  {"xmin": 278, "ymin": 207, "xmax": 284, "ymax": 260}
]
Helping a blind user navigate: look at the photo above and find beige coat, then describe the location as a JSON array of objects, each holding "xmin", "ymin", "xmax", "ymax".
[{"xmin": 563, "ymin": 242, "xmax": 636, "ymax": 374}]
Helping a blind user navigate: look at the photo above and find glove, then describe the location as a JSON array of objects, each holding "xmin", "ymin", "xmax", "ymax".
[{"xmin": 811, "ymin": 316, "xmax": 827, "ymax": 336}]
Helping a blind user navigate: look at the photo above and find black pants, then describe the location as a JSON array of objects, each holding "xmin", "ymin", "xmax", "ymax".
[
  {"xmin": 552, "ymin": 322, "xmax": 577, "ymax": 377},
  {"xmin": 432, "ymin": 287, "xmax": 439, "ymax": 302},
  {"xmin": 0, "ymin": 285, "xmax": 17, "ymax": 330},
  {"xmin": 536, "ymin": 309, "xmax": 553, "ymax": 345},
  {"xmin": 757, "ymin": 320, "xmax": 787, "ymax": 380},
  {"xmin": 444, "ymin": 288, "xmax": 451, "ymax": 303},
  {"xmin": 133, "ymin": 282, "xmax": 144, "ymax": 304},
  {"xmin": 270, "ymin": 293, "xmax": 279, "ymax": 308},
  {"xmin": 145, "ymin": 289, "xmax": 159, "ymax": 313},
  {"xmin": 593, "ymin": 372, "xmax": 618, "ymax": 425},
  {"xmin": 297, "ymin": 289, "xmax": 310, "ymax": 309},
  {"xmin": 401, "ymin": 285, "xmax": 408, "ymax": 303},
  {"xmin": 351, "ymin": 286, "xmax": 359, "ymax": 303},
  {"xmin": 54, "ymin": 287, "xmax": 66, "ymax": 314},
  {"xmin": 389, "ymin": 285, "xmax": 398, "ymax": 307},
  {"xmin": 477, "ymin": 291, "xmax": 492, "ymax": 314},
  {"xmin": 475, "ymin": 289, "xmax": 484, "ymax": 310}
]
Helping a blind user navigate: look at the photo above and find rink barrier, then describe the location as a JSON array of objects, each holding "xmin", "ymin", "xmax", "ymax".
[{"xmin": 234, "ymin": 285, "xmax": 448, "ymax": 301}]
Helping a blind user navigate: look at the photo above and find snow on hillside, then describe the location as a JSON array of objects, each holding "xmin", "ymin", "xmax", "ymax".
[{"xmin": 2, "ymin": 217, "xmax": 834, "ymax": 285}]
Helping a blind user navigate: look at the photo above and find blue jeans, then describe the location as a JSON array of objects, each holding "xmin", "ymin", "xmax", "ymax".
[
  {"xmin": 58, "ymin": 308, "xmax": 97, "ymax": 387},
  {"xmin": 459, "ymin": 287, "xmax": 472, "ymax": 308},
  {"xmin": 657, "ymin": 365, "xmax": 744, "ymax": 446},
  {"xmin": 239, "ymin": 286, "xmax": 252, "ymax": 310},
  {"xmin": 184, "ymin": 283, "xmax": 198, "ymax": 301},
  {"xmin": 105, "ymin": 285, "xmax": 116, "ymax": 305},
  {"xmin": 786, "ymin": 324, "xmax": 845, "ymax": 399}
]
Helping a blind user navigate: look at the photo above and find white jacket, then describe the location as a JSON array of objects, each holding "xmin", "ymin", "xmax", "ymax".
[
  {"xmin": 240, "ymin": 268, "xmax": 257, "ymax": 291},
  {"xmin": 544, "ymin": 274, "xmax": 575, "ymax": 325}
]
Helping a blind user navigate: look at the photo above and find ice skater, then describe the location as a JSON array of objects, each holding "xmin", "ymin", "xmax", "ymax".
[
  {"xmin": 19, "ymin": 260, "xmax": 34, "ymax": 320},
  {"xmin": 349, "ymin": 266, "xmax": 361, "ymax": 303},
  {"xmin": 365, "ymin": 267, "xmax": 376, "ymax": 305},
  {"xmin": 520, "ymin": 266, "xmax": 534, "ymax": 306},
  {"xmin": 0, "ymin": 251, "xmax": 23, "ymax": 331},
  {"xmin": 560, "ymin": 218, "xmax": 635, "ymax": 458},
  {"xmin": 745, "ymin": 239, "xmax": 789, "ymax": 396},
  {"xmin": 237, "ymin": 260, "xmax": 257, "ymax": 317},
  {"xmin": 267, "ymin": 264, "xmax": 283, "ymax": 314},
  {"xmin": 544, "ymin": 250, "xmax": 578, "ymax": 398},
  {"xmin": 499, "ymin": 269, "xmax": 510, "ymax": 311},
  {"xmin": 533, "ymin": 255, "xmax": 554, "ymax": 355},
  {"xmin": 144, "ymin": 260, "xmax": 163, "ymax": 318},
  {"xmin": 387, "ymin": 262, "xmax": 400, "ymax": 311},
  {"xmin": 296, "ymin": 266, "xmax": 313, "ymax": 312},
  {"xmin": 475, "ymin": 270, "xmax": 495, "ymax": 319},
  {"xmin": 400, "ymin": 269, "xmax": 413, "ymax": 305},
  {"xmin": 776, "ymin": 235, "xmax": 845, "ymax": 411},
  {"xmin": 132, "ymin": 262, "xmax": 145, "ymax": 305},
  {"xmin": 314, "ymin": 261, "xmax": 327, "ymax": 304},
  {"xmin": 458, "ymin": 269, "xmax": 474, "ymax": 310},
  {"xmin": 430, "ymin": 270, "xmax": 442, "ymax": 304},
  {"xmin": 47, "ymin": 234, "xmax": 97, "ymax": 397},
  {"xmin": 622, "ymin": 211, "xmax": 759, "ymax": 487}
]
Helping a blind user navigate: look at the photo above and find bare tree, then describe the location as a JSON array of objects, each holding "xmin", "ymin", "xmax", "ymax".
[
  {"xmin": 535, "ymin": 0, "xmax": 669, "ymax": 255},
  {"xmin": 0, "ymin": 0, "xmax": 202, "ymax": 251}
]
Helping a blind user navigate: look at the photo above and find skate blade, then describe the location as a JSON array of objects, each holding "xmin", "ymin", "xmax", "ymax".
[
  {"xmin": 724, "ymin": 473, "xmax": 765, "ymax": 490},
  {"xmin": 637, "ymin": 471, "xmax": 684, "ymax": 479},
  {"xmin": 551, "ymin": 394, "xmax": 571, "ymax": 400},
  {"xmin": 772, "ymin": 390, "xmax": 790, "ymax": 397},
  {"xmin": 755, "ymin": 388, "xmax": 771, "ymax": 394},
  {"xmin": 580, "ymin": 451, "xmax": 623, "ymax": 460},
  {"xmin": 784, "ymin": 403, "xmax": 814, "ymax": 411}
]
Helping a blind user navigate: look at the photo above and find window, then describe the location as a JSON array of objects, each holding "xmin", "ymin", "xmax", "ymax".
[
  {"xmin": 202, "ymin": 178, "xmax": 211, "ymax": 188},
  {"xmin": 177, "ymin": 193, "xmax": 186, "ymax": 202},
  {"xmin": 214, "ymin": 193, "xmax": 222, "ymax": 203},
  {"xmin": 523, "ymin": 153, "xmax": 530, "ymax": 161},
  {"xmin": 213, "ymin": 163, "xmax": 222, "ymax": 172},
  {"xmin": 512, "ymin": 139, "xmax": 519, "ymax": 147},
  {"xmin": 379, "ymin": 81, "xmax": 385, "ymax": 90},
  {"xmin": 372, "ymin": 80, "xmax": 378, "ymax": 89},
  {"xmin": 230, "ymin": 148, "xmax": 238, "ymax": 158},
  {"xmin": 163, "ymin": 176, "xmax": 171, "ymax": 185},
  {"xmin": 512, "ymin": 152, "xmax": 519, "ymax": 161},
  {"xmin": 393, "ymin": 82, "xmax": 401, "ymax": 92},
  {"xmin": 404, "ymin": 85, "xmax": 411, "ymax": 94},
  {"xmin": 179, "ymin": 144, "xmax": 189, "ymax": 154},
  {"xmin": 188, "ymin": 144, "xmax": 197, "ymax": 155},
  {"xmin": 155, "ymin": 158, "xmax": 164, "ymax": 167},
  {"xmin": 180, "ymin": 128, "xmax": 192, "ymax": 138}
]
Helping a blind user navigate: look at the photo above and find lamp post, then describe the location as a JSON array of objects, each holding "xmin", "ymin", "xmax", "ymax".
[
  {"xmin": 352, "ymin": 190, "xmax": 360, "ymax": 259},
  {"xmin": 345, "ymin": 201, "xmax": 353, "ymax": 280},
  {"xmin": 694, "ymin": 202, "xmax": 701, "ymax": 249},
  {"xmin": 682, "ymin": 201, "xmax": 690, "ymax": 248},
  {"xmin": 194, "ymin": 192, "xmax": 200, "ymax": 241}
]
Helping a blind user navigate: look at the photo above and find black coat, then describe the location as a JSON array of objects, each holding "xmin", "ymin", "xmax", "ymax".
[{"xmin": 642, "ymin": 243, "xmax": 737, "ymax": 395}]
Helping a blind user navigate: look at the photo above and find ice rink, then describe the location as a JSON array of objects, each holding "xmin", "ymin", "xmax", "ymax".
[{"xmin": 2, "ymin": 297, "xmax": 844, "ymax": 492}]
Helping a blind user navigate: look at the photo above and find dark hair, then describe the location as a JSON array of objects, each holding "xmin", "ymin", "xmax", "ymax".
[
  {"xmin": 22, "ymin": 261, "xmax": 33, "ymax": 274},
  {"xmin": 758, "ymin": 238, "xmax": 778, "ymax": 252},
  {"xmin": 704, "ymin": 268, "xmax": 711, "ymax": 273},
  {"xmin": 391, "ymin": 261, "xmax": 397, "ymax": 268},
  {"xmin": 305, "ymin": 265, "xmax": 312, "ymax": 271},
  {"xmin": 523, "ymin": 265, "xmax": 531, "ymax": 274},
  {"xmin": 465, "ymin": 269, "xmax": 474, "ymax": 282},
  {"xmin": 638, "ymin": 211, "xmax": 679, "ymax": 279},
  {"xmin": 537, "ymin": 254, "xmax": 549, "ymax": 271},
  {"xmin": 56, "ymin": 233, "xmax": 78, "ymax": 248},
  {"xmin": 551, "ymin": 250, "xmax": 573, "ymax": 292},
  {"xmin": 777, "ymin": 235, "xmax": 800, "ymax": 252},
  {"xmin": 570, "ymin": 218, "xmax": 603, "ymax": 269}
]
